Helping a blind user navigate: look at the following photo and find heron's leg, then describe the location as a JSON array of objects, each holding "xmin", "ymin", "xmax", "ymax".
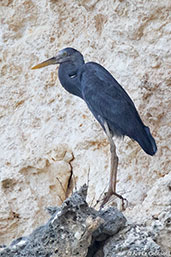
[
  {"xmin": 101, "ymin": 121, "xmax": 127, "ymax": 209},
  {"xmin": 104, "ymin": 121, "xmax": 118, "ymax": 194}
]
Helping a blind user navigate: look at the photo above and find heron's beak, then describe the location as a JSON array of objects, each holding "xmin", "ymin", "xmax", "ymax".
[{"xmin": 31, "ymin": 57, "xmax": 57, "ymax": 70}]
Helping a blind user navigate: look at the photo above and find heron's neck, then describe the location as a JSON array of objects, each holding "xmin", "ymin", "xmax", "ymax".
[{"xmin": 58, "ymin": 60, "xmax": 84, "ymax": 98}]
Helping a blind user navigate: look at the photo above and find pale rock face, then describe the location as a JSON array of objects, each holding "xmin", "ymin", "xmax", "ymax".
[{"xmin": 0, "ymin": 0, "xmax": 170, "ymax": 252}]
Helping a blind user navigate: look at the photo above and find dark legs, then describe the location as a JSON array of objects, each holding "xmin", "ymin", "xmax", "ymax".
[{"xmin": 101, "ymin": 121, "xmax": 127, "ymax": 209}]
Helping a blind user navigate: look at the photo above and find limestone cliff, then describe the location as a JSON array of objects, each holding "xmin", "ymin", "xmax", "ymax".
[{"xmin": 0, "ymin": 0, "xmax": 170, "ymax": 253}]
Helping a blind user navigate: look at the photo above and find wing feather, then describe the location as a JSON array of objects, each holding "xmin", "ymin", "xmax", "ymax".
[{"xmin": 80, "ymin": 62, "xmax": 144, "ymax": 138}]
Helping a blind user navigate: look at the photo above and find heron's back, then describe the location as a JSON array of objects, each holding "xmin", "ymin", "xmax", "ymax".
[{"xmin": 80, "ymin": 62, "xmax": 157, "ymax": 155}]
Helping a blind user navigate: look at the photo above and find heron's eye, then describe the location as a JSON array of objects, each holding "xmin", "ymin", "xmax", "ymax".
[{"xmin": 63, "ymin": 52, "xmax": 67, "ymax": 57}]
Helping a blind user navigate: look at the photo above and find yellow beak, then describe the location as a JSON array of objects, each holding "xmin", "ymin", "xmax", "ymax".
[{"xmin": 31, "ymin": 57, "xmax": 57, "ymax": 70}]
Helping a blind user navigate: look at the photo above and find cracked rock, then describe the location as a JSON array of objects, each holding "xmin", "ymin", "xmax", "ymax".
[{"xmin": 0, "ymin": 185, "xmax": 126, "ymax": 257}]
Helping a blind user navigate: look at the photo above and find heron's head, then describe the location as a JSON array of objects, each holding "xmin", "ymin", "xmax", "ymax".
[{"xmin": 32, "ymin": 48, "xmax": 84, "ymax": 70}]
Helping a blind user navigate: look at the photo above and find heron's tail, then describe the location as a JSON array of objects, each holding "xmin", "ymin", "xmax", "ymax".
[{"xmin": 136, "ymin": 126, "xmax": 157, "ymax": 156}]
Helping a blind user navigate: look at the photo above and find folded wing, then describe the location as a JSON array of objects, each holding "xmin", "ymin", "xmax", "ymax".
[{"xmin": 80, "ymin": 62, "xmax": 157, "ymax": 155}]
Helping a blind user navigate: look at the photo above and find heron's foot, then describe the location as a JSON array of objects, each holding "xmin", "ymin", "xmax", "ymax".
[{"xmin": 100, "ymin": 189, "xmax": 128, "ymax": 211}]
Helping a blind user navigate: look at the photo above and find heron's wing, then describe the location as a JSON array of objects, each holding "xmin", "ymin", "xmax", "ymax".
[
  {"xmin": 80, "ymin": 62, "xmax": 144, "ymax": 138},
  {"xmin": 82, "ymin": 62, "xmax": 136, "ymax": 107}
]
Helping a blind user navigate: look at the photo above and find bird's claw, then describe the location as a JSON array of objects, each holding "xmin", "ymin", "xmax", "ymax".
[{"xmin": 100, "ymin": 190, "xmax": 128, "ymax": 211}]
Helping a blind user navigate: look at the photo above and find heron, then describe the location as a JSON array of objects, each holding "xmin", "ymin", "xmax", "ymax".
[{"xmin": 32, "ymin": 47, "xmax": 157, "ymax": 207}]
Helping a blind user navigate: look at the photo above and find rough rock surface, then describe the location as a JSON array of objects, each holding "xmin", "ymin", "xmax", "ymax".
[
  {"xmin": 0, "ymin": 0, "xmax": 170, "ymax": 253},
  {"xmin": 103, "ymin": 224, "xmax": 168, "ymax": 257},
  {"xmin": 0, "ymin": 186, "xmax": 166, "ymax": 257},
  {"xmin": 0, "ymin": 186, "xmax": 127, "ymax": 257}
]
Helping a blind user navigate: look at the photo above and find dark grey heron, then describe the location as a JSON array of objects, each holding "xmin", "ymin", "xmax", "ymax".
[{"xmin": 32, "ymin": 47, "xmax": 157, "ymax": 207}]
